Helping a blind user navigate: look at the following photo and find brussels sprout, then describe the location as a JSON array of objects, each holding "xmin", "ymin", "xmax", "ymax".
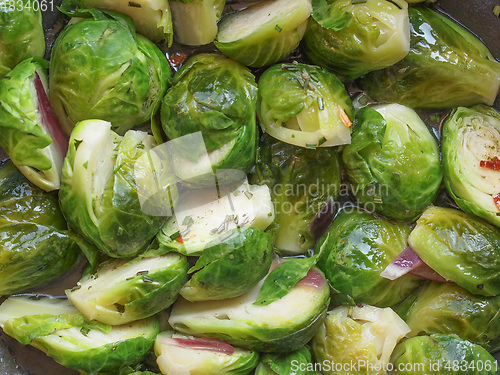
[
  {"xmin": 311, "ymin": 305, "xmax": 410, "ymax": 375},
  {"xmin": 255, "ymin": 346, "xmax": 318, "ymax": 375},
  {"xmin": 0, "ymin": 161, "xmax": 93, "ymax": 296},
  {"xmin": 396, "ymin": 282, "xmax": 500, "ymax": 352},
  {"xmin": 59, "ymin": 120, "xmax": 178, "ymax": 258},
  {"xmin": 442, "ymin": 105, "xmax": 500, "ymax": 228},
  {"xmin": 66, "ymin": 252, "xmax": 188, "ymax": 325},
  {"xmin": 390, "ymin": 334, "xmax": 500, "ymax": 375},
  {"xmin": 316, "ymin": 208, "xmax": 422, "ymax": 307},
  {"xmin": 0, "ymin": 0, "xmax": 45, "ymax": 77},
  {"xmin": 160, "ymin": 53, "xmax": 258, "ymax": 184},
  {"xmin": 0, "ymin": 295, "xmax": 159, "ymax": 374},
  {"xmin": 49, "ymin": 9, "xmax": 171, "ymax": 135},
  {"xmin": 169, "ymin": 0, "xmax": 225, "ymax": 46},
  {"xmin": 214, "ymin": 0, "xmax": 312, "ymax": 68},
  {"xmin": 180, "ymin": 227, "xmax": 273, "ymax": 301},
  {"xmin": 302, "ymin": 0, "xmax": 410, "ymax": 80},
  {"xmin": 61, "ymin": 0, "xmax": 174, "ymax": 44},
  {"xmin": 407, "ymin": 206, "xmax": 500, "ymax": 296},
  {"xmin": 256, "ymin": 63, "xmax": 354, "ymax": 148},
  {"xmin": 158, "ymin": 181, "xmax": 274, "ymax": 255},
  {"xmin": 169, "ymin": 265, "xmax": 330, "ymax": 352},
  {"xmin": 0, "ymin": 57, "xmax": 67, "ymax": 192},
  {"xmin": 154, "ymin": 331, "xmax": 259, "ymax": 374},
  {"xmin": 342, "ymin": 104, "xmax": 442, "ymax": 221},
  {"xmin": 250, "ymin": 135, "xmax": 342, "ymax": 254},
  {"xmin": 361, "ymin": 6, "xmax": 500, "ymax": 109}
]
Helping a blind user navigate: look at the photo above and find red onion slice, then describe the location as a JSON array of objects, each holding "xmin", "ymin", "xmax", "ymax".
[
  {"xmin": 34, "ymin": 72, "xmax": 68, "ymax": 156},
  {"xmin": 381, "ymin": 247, "xmax": 449, "ymax": 283},
  {"xmin": 160, "ymin": 336, "xmax": 235, "ymax": 355},
  {"xmin": 297, "ymin": 267, "xmax": 326, "ymax": 289}
]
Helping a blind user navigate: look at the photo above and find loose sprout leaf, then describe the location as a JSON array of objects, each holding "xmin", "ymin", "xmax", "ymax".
[
  {"xmin": 312, "ymin": 0, "xmax": 353, "ymax": 31},
  {"xmin": 253, "ymin": 257, "xmax": 317, "ymax": 306}
]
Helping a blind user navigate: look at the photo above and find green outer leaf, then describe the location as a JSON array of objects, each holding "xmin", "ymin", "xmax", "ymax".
[
  {"xmin": 250, "ymin": 135, "xmax": 342, "ymax": 254},
  {"xmin": 254, "ymin": 257, "xmax": 317, "ymax": 306},
  {"xmin": 315, "ymin": 208, "xmax": 421, "ymax": 307},
  {"xmin": 0, "ymin": 58, "xmax": 52, "ymax": 171},
  {"xmin": 181, "ymin": 228, "xmax": 273, "ymax": 301},
  {"xmin": 0, "ymin": 0, "xmax": 45, "ymax": 75},
  {"xmin": 342, "ymin": 104, "xmax": 442, "ymax": 221},
  {"xmin": 360, "ymin": 6, "xmax": 500, "ymax": 108},
  {"xmin": 49, "ymin": 12, "xmax": 171, "ymax": 135},
  {"xmin": 0, "ymin": 223, "xmax": 81, "ymax": 296},
  {"xmin": 256, "ymin": 346, "xmax": 317, "ymax": 375},
  {"xmin": 214, "ymin": 0, "xmax": 312, "ymax": 68},
  {"xmin": 395, "ymin": 282, "xmax": 500, "ymax": 352},
  {"xmin": 408, "ymin": 206, "xmax": 500, "ymax": 296},
  {"xmin": 303, "ymin": 0, "xmax": 410, "ymax": 80},
  {"xmin": 390, "ymin": 334, "xmax": 500, "ymax": 375},
  {"xmin": 442, "ymin": 105, "xmax": 500, "ymax": 228}
]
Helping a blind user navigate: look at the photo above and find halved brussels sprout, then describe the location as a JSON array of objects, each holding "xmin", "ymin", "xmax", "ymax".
[
  {"xmin": 158, "ymin": 181, "xmax": 274, "ymax": 255},
  {"xmin": 180, "ymin": 227, "xmax": 273, "ymax": 301},
  {"xmin": 361, "ymin": 6, "xmax": 500, "ymax": 109},
  {"xmin": 170, "ymin": 0, "xmax": 225, "ymax": 46},
  {"xmin": 407, "ymin": 206, "xmax": 500, "ymax": 296},
  {"xmin": 257, "ymin": 63, "xmax": 354, "ymax": 148},
  {"xmin": 0, "ymin": 161, "xmax": 91, "ymax": 296},
  {"xmin": 390, "ymin": 334, "xmax": 500, "ymax": 375},
  {"xmin": 311, "ymin": 305, "xmax": 410, "ymax": 375},
  {"xmin": 160, "ymin": 53, "xmax": 257, "ymax": 184},
  {"xmin": 396, "ymin": 282, "xmax": 500, "ymax": 352},
  {"xmin": 0, "ymin": 57, "xmax": 66, "ymax": 192},
  {"xmin": 255, "ymin": 346, "xmax": 318, "ymax": 375},
  {"xmin": 169, "ymin": 265, "xmax": 330, "ymax": 352},
  {"xmin": 214, "ymin": 0, "xmax": 312, "ymax": 68},
  {"xmin": 250, "ymin": 135, "xmax": 342, "ymax": 254},
  {"xmin": 442, "ymin": 105, "xmax": 500, "ymax": 228},
  {"xmin": 0, "ymin": 295, "xmax": 160, "ymax": 374},
  {"xmin": 0, "ymin": 0, "xmax": 45, "ymax": 77},
  {"xmin": 66, "ymin": 252, "xmax": 188, "ymax": 325},
  {"xmin": 155, "ymin": 331, "xmax": 259, "ymax": 374},
  {"xmin": 59, "ymin": 120, "xmax": 178, "ymax": 258},
  {"xmin": 49, "ymin": 9, "xmax": 171, "ymax": 135},
  {"xmin": 316, "ymin": 208, "xmax": 422, "ymax": 307},
  {"xmin": 61, "ymin": 0, "xmax": 174, "ymax": 44},
  {"xmin": 302, "ymin": 0, "xmax": 410, "ymax": 80},
  {"xmin": 342, "ymin": 104, "xmax": 442, "ymax": 221}
]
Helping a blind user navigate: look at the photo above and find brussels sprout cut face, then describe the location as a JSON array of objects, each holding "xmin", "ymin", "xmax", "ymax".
[
  {"xmin": 49, "ymin": 10, "xmax": 171, "ymax": 135},
  {"xmin": 169, "ymin": 266, "xmax": 330, "ymax": 352},
  {"xmin": 0, "ymin": 295, "xmax": 160, "ymax": 374},
  {"xmin": 390, "ymin": 334, "xmax": 499, "ymax": 375},
  {"xmin": 215, "ymin": 0, "xmax": 312, "ymax": 68},
  {"xmin": 396, "ymin": 282, "xmax": 500, "ymax": 353},
  {"xmin": 311, "ymin": 305, "xmax": 410, "ymax": 375},
  {"xmin": 0, "ymin": 0, "xmax": 45, "ymax": 76},
  {"xmin": 170, "ymin": 0, "xmax": 225, "ymax": 46},
  {"xmin": 361, "ymin": 6, "xmax": 500, "ymax": 109},
  {"xmin": 257, "ymin": 63, "xmax": 354, "ymax": 148},
  {"xmin": 59, "ymin": 120, "xmax": 176, "ymax": 258},
  {"xmin": 62, "ymin": 0, "xmax": 174, "ymax": 44},
  {"xmin": 408, "ymin": 206, "xmax": 500, "ymax": 296},
  {"xmin": 442, "ymin": 105, "xmax": 500, "ymax": 228},
  {"xmin": 302, "ymin": 0, "xmax": 410, "ymax": 80},
  {"xmin": 66, "ymin": 253, "xmax": 188, "ymax": 325},
  {"xmin": 342, "ymin": 104, "xmax": 442, "ymax": 221},
  {"xmin": 316, "ymin": 208, "xmax": 421, "ymax": 307},
  {"xmin": 255, "ymin": 346, "xmax": 317, "ymax": 375},
  {"xmin": 155, "ymin": 331, "xmax": 259, "ymax": 375}
]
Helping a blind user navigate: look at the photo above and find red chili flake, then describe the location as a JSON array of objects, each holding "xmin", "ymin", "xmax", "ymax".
[
  {"xmin": 167, "ymin": 52, "xmax": 188, "ymax": 70},
  {"xmin": 480, "ymin": 156, "xmax": 500, "ymax": 171},
  {"xmin": 176, "ymin": 236, "xmax": 184, "ymax": 244},
  {"xmin": 494, "ymin": 193, "xmax": 500, "ymax": 211}
]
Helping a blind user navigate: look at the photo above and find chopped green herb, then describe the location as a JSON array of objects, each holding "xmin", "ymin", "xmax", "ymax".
[
  {"xmin": 318, "ymin": 136, "xmax": 327, "ymax": 146},
  {"xmin": 352, "ymin": 0, "xmax": 367, "ymax": 3},
  {"xmin": 82, "ymin": 161, "xmax": 88, "ymax": 169},
  {"xmin": 275, "ymin": 24, "xmax": 282, "ymax": 32},
  {"xmin": 494, "ymin": 5, "xmax": 500, "ymax": 17},
  {"xmin": 305, "ymin": 143, "xmax": 317, "ymax": 149}
]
